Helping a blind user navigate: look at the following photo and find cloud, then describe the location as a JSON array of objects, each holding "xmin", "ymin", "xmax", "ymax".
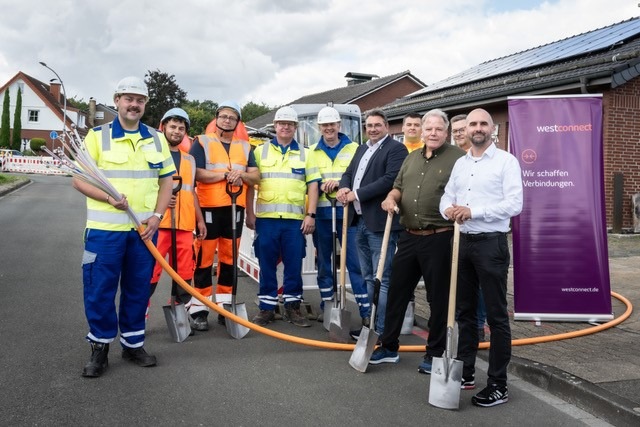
[{"xmin": 0, "ymin": 0, "xmax": 636, "ymax": 109}]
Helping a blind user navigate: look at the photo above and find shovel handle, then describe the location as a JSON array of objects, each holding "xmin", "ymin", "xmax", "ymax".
[
  {"xmin": 446, "ymin": 222, "xmax": 461, "ymax": 329},
  {"xmin": 172, "ymin": 175, "xmax": 182, "ymax": 195},
  {"xmin": 339, "ymin": 205, "xmax": 349, "ymax": 307},
  {"xmin": 226, "ymin": 180, "xmax": 243, "ymax": 202}
]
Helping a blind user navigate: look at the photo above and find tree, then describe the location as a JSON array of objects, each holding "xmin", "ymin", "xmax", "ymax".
[
  {"xmin": 241, "ymin": 101, "xmax": 272, "ymax": 123},
  {"xmin": 144, "ymin": 70, "xmax": 187, "ymax": 128},
  {"xmin": 0, "ymin": 90, "xmax": 10, "ymax": 147},
  {"xmin": 29, "ymin": 137, "xmax": 47, "ymax": 152},
  {"xmin": 67, "ymin": 96, "xmax": 90, "ymax": 112},
  {"xmin": 11, "ymin": 88, "xmax": 22, "ymax": 150},
  {"xmin": 182, "ymin": 99, "xmax": 218, "ymax": 136}
]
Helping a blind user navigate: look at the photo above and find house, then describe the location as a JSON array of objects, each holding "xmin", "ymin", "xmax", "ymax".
[
  {"xmin": 0, "ymin": 71, "xmax": 89, "ymax": 153},
  {"xmin": 246, "ymin": 70, "xmax": 426, "ymax": 130},
  {"xmin": 382, "ymin": 17, "xmax": 640, "ymax": 231}
]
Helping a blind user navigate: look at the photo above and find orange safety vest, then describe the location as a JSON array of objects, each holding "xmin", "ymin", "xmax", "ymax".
[
  {"xmin": 195, "ymin": 134, "xmax": 251, "ymax": 208},
  {"xmin": 159, "ymin": 150, "xmax": 197, "ymax": 231}
]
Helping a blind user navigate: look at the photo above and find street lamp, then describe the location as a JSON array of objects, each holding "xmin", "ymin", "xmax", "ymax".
[{"xmin": 39, "ymin": 61, "xmax": 67, "ymax": 152}]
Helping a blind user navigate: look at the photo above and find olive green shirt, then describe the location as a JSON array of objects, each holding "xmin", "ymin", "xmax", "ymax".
[{"xmin": 394, "ymin": 143, "xmax": 465, "ymax": 230}]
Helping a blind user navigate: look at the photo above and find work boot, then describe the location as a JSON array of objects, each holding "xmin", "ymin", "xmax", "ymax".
[
  {"xmin": 362, "ymin": 317, "xmax": 371, "ymax": 327},
  {"xmin": 122, "ymin": 347, "xmax": 157, "ymax": 367},
  {"xmin": 284, "ymin": 302, "xmax": 311, "ymax": 327},
  {"xmin": 252, "ymin": 309, "xmax": 275, "ymax": 326},
  {"xmin": 81, "ymin": 342, "xmax": 109, "ymax": 378},
  {"xmin": 191, "ymin": 312, "xmax": 209, "ymax": 331}
]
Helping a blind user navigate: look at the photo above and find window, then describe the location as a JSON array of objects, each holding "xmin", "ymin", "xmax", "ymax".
[
  {"xmin": 95, "ymin": 112, "xmax": 104, "ymax": 119},
  {"xmin": 28, "ymin": 110, "xmax": 39, "ymax": 122}
]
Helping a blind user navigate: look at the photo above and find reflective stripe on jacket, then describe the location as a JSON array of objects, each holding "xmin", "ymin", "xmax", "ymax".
[
  {"xmin": 255, "ymin": 139, "xmax": 320, "ymax": 220},
  {"xmin": 159, "ymin": 151, "xmax": 197, "ymax": 231},
  {"xmin": 195, "ymin": 134, "xmax": 251, "ymax": 208},
  {"xmin": 85, "ymin": 120, "xmax": 175, "ymax": 231}
]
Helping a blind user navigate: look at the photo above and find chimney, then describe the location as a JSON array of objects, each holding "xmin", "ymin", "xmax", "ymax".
[
  {"xmin": 344, "ymin": 72, "xmax": 379, "ymax": 86},
  {"xmin": 49, "ymin": 81, "xmax": 62, "ymax": 103},
  {"xmin": 89, "ymin": 97, "xmax": 96, "ymax": 128}
]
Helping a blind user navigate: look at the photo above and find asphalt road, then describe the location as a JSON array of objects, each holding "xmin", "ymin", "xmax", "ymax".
[{"xmin": 0, "ymin": 174, "xmax": 611, "ymax": 426}]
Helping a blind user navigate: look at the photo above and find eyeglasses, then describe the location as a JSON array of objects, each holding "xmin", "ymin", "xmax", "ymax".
[
  {"xmin": 276, "ymin": 122, "xmax": 295, "ymax": 128},
  {"xmin": 452, "ymin": 128, "xmax": 466, "ymax": 135},
  {"xmin": 218, "ymin": 114, "xmax": 239, "ymax": 123}
]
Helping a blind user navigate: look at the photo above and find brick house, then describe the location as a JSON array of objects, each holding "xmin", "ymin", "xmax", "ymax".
[
  {"xmin": 383, "ymin": 18, "xmax": 640, "ymax": 231},
  {"xmin": 246, "ymin": 70, "xmax": 426, "ymax": 130}
]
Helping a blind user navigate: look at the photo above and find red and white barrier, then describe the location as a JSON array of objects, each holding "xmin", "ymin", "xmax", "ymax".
[{"xmin": 1, "ymin": 156, "xmax": 67, "ymax": 175}]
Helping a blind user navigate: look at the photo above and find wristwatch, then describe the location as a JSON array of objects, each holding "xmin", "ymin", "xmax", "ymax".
[
  {"xmin": 306, "ymin": 213, "xmax": 316, "ymax": 218},
  {"xmin": 153, "ymin": 212, "xmax": 164, "ymax": 220}
]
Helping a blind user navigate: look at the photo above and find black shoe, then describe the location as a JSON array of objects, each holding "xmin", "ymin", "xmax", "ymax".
[
  {"xmin": 252, "ymin": 309, "xmax": 275, "ymax": 326},
  {"xmin": 218, "ymin": 314, "xmax": 226, "ymax": 326},
  {"xmin": 472, "ymin": 384, "xmax": 508, "ymax": 407},
  {"xmin": 349, "ymin": 328, "xmax": 362, "ymax": 341},
  {"xmin": 283, "ymin": 302, "xmax": 311, "ymax": 327},
  {"xmin": 81, "ymin": 342, "xmax": 109, "ymax": 378},
  {"xmin": 478, "ymin": 327, "xmax": 486, "ymax": 342},
  {"xmin": 191, "ymin": 313, "xmax": 209, "ymax": 331},
  {"xmin": 122, "ymin": 347, "xmax": 157, "ymax": 367}
]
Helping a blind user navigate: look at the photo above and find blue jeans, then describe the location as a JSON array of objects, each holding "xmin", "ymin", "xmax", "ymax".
[
  {"xmin": 355, "ymin": 219, "xmax": 398, "ymax": 334},
  {"xmin": 313, "ymin": 219, "xmax": 369, "ymax": 318},
  {"xmin": 254, "ymin": 218, "xmax": 306, "ymax": 310}
]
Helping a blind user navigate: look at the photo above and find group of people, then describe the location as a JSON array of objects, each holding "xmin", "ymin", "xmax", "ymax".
[{"xmin": 73, "ymin": 75, "xmax": 523, "ymax": 409}]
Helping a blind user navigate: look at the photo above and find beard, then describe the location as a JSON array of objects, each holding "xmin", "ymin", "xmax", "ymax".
[{"xmin": 471, "ymin": 132, "xmax": 490, "ymax": 146}]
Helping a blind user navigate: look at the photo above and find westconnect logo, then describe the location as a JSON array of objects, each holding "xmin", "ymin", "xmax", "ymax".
[{"xmin": 536, "ymin": 123, "xmax": 593, "ymax": 132}]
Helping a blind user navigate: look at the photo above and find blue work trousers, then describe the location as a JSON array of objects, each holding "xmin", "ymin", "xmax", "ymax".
[
  {"xmin": 82, "ymin": 228, "xmax": 156, "ymax": 348},
  {"xmin": 254, "ymin": 218, "xmax": 305, "ymax": 310},
  {"xmin": 312, "ymin": 219, "xmax": 369, "ymax": 319},
  {"xmin": 355, "ymin": 219, "xmax": 398, "ymax": 335}
]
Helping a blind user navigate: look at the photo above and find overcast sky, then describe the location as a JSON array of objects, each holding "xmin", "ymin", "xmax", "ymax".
[{"xmin": 0, "ymin": 0, "xmax": 637, "ymax": 108}]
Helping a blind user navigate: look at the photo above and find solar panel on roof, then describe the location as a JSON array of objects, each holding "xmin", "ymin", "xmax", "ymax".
[{"xmin": 410, "ymin": 17, "xmax": 640, "ymax": 97}]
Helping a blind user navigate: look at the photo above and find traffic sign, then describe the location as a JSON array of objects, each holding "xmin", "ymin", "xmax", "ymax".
[{"xmin": 49, "ymin": 131, "xmax": 59, "ymax": 140}]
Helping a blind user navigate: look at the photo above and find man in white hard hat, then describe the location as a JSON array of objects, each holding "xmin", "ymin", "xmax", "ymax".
[
  {"xmin": 148, "ymin": 108, "xmax": 206, "ymax": 308},
  {"xmin": 188, "ymin": 101, "xmax": 260, "ymax": 331},
  {"xmin": 308, "ymin": 107, "xmax": 370, "ymax": 325},
  {"xmin": 249, "ymin": 106, "xmax": 321, "ymax": 327},
  {"xmin": 73, "ymin": 76, "xmax": 175, "ymax": 377}
]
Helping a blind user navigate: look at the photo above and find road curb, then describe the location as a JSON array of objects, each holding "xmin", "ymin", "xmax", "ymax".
[
  {"xmin": 415, "ymin": 313, "xmax": 640, "ymax": 425},
  {"xmin": 0, "ymin": 177, "xmax": 31, "ymax": 197},
  {"xmin": 507, "ymin": 355, "xmax": 640, "ymax": 427}
]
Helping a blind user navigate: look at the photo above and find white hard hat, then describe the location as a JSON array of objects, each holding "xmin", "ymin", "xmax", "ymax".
[
  {"xmin": 114, "ymin": 76, "xmax": 148, "ymax": 98},
  {"xmin": 274, "ymin": 106, "xmax": 298, "ymax": 123},
  {"xmin": 161, "ymin": 107, "xmax": 190, "ymax": 130},
  {"xmin": 217, "ymin": 100, "xmax": 242, "ymax": 120},
  {"xmin": 317, "ymin": 106, "xmax": 341, "ymax": 124}
]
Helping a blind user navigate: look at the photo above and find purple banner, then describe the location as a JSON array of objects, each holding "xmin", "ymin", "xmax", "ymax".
[{"xmin": 509, "ymin": 96, "xmax": 612, "ymax": 321}]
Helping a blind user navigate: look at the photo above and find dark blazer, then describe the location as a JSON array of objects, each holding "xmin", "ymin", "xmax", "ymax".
[{"xmin": 339, "ymin": 135, "xmax": 408, "ymax": 233}]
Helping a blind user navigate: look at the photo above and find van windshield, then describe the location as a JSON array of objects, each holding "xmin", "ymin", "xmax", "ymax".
[{"xmin": 296, "ymin": 115, "xmax": 362, "ymax": 148}]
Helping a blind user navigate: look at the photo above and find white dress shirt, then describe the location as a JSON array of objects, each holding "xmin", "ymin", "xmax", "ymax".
[
  {"xmin": 352, "ymin": 135, "xmax": 387, "ymax": 214},
  {"xmin": 440, "ymin": 143, "xmax": 523, "ymax": 233}
]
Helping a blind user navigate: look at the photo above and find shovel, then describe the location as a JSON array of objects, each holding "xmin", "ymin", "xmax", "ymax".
[
  {"xmin": 429, "ymin": 222, "xmax": 463, "ymax": 409},
  {"xmin": 349, "ymin": 209, "xmax": 395, "ymax": 372},
  {"xmin": 329, "ymin": 203, "xmax": 352, "ymax": 343},
  {"xmin": 163, "ymin": 176, "xmax": 192, "ymax": 343},
  {"xmin": 322, "ymin": 195, "xmax": 339, "ymax": 332},
  {"xmin": 222, "ymin": 181, "xmax": 250, "ymax": 339}
]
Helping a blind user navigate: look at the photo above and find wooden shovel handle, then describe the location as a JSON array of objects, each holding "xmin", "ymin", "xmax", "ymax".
[
  {"xmin": 446, "ymin": 222, "xmax": 461, "ymax": 329},
  {"xmin": 339, "ymin": 205, "xmax": 348, "ymax": 293},
  {"xmin": 375, "ymin": 210, "xmax": 395, "ymax": 282}
]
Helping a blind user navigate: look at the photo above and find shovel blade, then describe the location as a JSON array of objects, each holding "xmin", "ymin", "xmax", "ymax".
[
  {"xmin": 400, "ymin": 300, "xmax": 415, "ymax": 335},
  {"xmin": 222, "ymin": 302, "xmax": 250, "ymax": 340},
  {"xmin": 348, "ymin": 326, "xmax": 379, "ymax": 373},
  {"xmin": 328, "ymin": 309, "xmax": 352, "ymax": 343},
  {"xmin": 322, "ymin": 301, "xmax": 334, "ymax": 331},
  {"xmin": 428, "ymin": 356, "xmax": 463, "ymax": 409},
  {"xmin": 162, "ymin": 302, "xmax": 192, "ymax": 343}
]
